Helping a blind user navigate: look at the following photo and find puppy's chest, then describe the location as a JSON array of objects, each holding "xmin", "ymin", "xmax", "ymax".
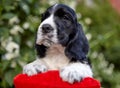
[{"xmin": 42, "ymin": 44, "xmax": 70, "ymax": 70}]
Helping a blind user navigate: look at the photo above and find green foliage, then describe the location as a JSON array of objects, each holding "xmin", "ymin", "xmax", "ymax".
[
  {"xmin": 76, "ymin": 0, "xmax": 120, "ymax": 88},
  {"xmin": 0, "ymin": 0, "xmax": 120, "ymax": 88}
]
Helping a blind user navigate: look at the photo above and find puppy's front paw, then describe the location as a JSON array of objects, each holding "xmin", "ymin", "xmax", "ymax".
[
  {"xmin": 60, "ymin": 63, "xmax": 93, "ymax": 84},
  {"xmin": 23, "ymin": 62, "xmax": 47, "ymax": 76}
]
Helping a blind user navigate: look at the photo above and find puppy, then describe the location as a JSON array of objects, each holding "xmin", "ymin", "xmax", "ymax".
[{"xmin": 23, "ymin": 4, "xmax": 93, "ymax": 84}]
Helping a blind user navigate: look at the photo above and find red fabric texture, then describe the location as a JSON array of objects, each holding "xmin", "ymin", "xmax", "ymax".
[{"xmin": 14, "ymin": 70, "xmax": 100, "ymax": 88}]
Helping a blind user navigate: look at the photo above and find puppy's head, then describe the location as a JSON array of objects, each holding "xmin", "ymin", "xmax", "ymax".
[
  {"xmin": 36, "ymin": 4, "xmax": 77, "ymax": 46},
  {"xmin": 36, "ymin": 4, "xmax": 89, "ymax": 61}
]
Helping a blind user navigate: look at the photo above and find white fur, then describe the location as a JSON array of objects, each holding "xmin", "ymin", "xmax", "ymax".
[
  {"xmin": 23, "ymin": 44, "xmax": 70, "ymax": 75},
  {"xmin": 40, "ymin": 15, "xmax": 56, "ymax": 29},
  {"xmin": 36, "ymin": 25, "xmax": 43, "ymax": 44},
  {"xmin": 36, "ymin": 14, "xmax": 58, "ymax": 46},
  {"xmin": 60, "ymin": 63, "xmax": 93, "ymax": 83},
  {"xmin": 23, "ymin": 59, "xmax": 48, "ymax": 76},
  {"xmin": 42, "ymin": 44, "xmax": 70, "ymax": 70}
]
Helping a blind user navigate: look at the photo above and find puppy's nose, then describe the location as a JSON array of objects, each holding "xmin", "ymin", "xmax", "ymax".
[{"xmin": 42, "ymin": 24, "xmax": 53, "ymax": 33}]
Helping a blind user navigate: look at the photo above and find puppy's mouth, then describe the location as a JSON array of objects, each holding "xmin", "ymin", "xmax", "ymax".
[
  {"xmin": 36, "ymin": 32, "xmax": 58, "ymax": 47},
  {"xmin": 42, "ymin": 39, "xmax": 54, "ymax": 47},
  {"xmin": 36, "ymin": 38, "xmax": 54, "ymax": 47}
]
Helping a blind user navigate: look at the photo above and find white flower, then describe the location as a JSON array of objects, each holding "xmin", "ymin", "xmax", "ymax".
[
  {"xmin": 86, "ymin": 33, "xmax": 92, "ymax": 40},
  {"xmin": 26, "ymin": 40, "xmax": 33, "ymax": 48},
  {"xmin": 1, "ymin": 37, "xmax": 12, "ymax": 48},
  {"xmin": 23, "ymin": 22, "xmax": 30, "ymax": 29},
  {"xmin": 67, "ymin": 1, "xmax": 77, "ymax": 10},
  {"xmin": 4, "ymin": 53, "xmax": 15, "ymax": 60},
  {"xmin": 4, "ymin": 41, "xmax": 20, "ymax": 60},
  {"xmin": 48, "ymin": 0, "xmax": 77, "ymax": 10},
  {"xmin": 1, "ymin": 37, "xmax": 20, "ymax": 60},
  {"xmin": 4, "ymin": 52, "xmax": 19, "ymax": 60},
  {"xmin": 84, "ymin": 0, "xmax": 95, "ymax": 7},
  {"xmin": 48, "ymin": 0, "xmax": 59, "ymax": 5},
  {"xmin": 84, "ymin": 17, "xmax": 92, "ymax": 25},
  {"xmin": 5, "ymin": 41, "xmax": 19, "ymax": 53},
  {"xmin": 91, "ymin": 51, "xmax": 98, "ymax": 59},
  {"xmin": 10, "ymin": 25, "xmax": 24, "ymax": 35},
  {"xmin": 77, "ymin": 13, "xmax": 82, "ymax": 19},
  {"xmin": 9, "ymin": 16, "xmax": 20, "ymax": 25}
]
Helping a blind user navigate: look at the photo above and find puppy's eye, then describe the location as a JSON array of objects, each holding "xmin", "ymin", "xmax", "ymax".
[{"xmin": 63, "ymin": 14, "xmax": 69, "ymax": 20}]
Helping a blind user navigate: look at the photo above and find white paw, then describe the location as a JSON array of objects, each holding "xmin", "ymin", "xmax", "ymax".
[
  {"xmin": 23, "ymin": 60, "xmax": 47, "ymax": 76},
  {"xmin": 60, "ymin": 63, "xmax": 93, "ymax": 84}
]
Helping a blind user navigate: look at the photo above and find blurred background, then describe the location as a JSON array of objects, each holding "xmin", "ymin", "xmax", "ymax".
[{"xmin": 0, "ymin": 0, "xmax": 120, "ymax": 88}]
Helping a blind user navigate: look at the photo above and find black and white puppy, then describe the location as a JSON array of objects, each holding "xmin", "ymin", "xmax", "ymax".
[{"xmin": 23, "ymin": 4, "xmax": 93, "ymax": 84}]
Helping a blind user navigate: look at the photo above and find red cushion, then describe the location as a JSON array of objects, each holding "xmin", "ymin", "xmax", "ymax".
[{"xmin": 14, "ymin": 70, "xmax": 100, "ymax": 88}]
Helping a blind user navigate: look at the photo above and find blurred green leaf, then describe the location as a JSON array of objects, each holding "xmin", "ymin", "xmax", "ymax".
[
  {"xmin": 19, "ymin": 2, "xmax": 30, "ymax": 14},
  {"xmin": 5, "ymin": 70, "xmax": 15, "ymax": 86},
  {"xmin": 0, "ymin": 27, "xmax": 9, "ymax": 37},
  {"xmin": 2, "ymin": 13, "xmax": 15, "ymax": 19},
  {"xmin": 1, "ymin": 60, "xmax": 11, "ymax": 72}
]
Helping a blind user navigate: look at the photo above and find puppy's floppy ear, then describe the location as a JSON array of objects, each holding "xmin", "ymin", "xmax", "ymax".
[{"xmin": 65, "ymin": 23, "xmax": 89, "ymax": 62}]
